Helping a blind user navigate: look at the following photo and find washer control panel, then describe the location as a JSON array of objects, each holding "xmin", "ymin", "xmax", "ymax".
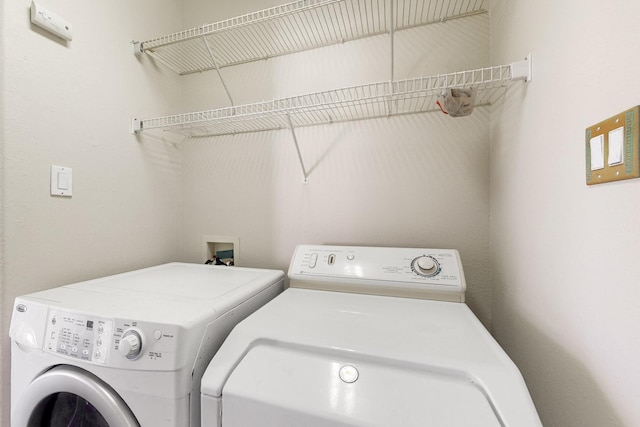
[
  {"xmin": 44, "ymin": 309, "xmax": 113, "ymax": 364},
  {"xmin": 288, "ymin": 245, "xmax": 466, "ymax": 302},
  {"xmin": 43, "ymin": 309, "xmax": 180, "ymax": 368}
]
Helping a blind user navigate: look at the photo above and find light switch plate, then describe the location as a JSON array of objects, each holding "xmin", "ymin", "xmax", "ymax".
[
  {"xmin": 585, "ymin": 106, "xmax": 640, "ymax": 185},
  {"xmin": 51, "ymin": 165, "xmax": 72, "ymax": 196}
]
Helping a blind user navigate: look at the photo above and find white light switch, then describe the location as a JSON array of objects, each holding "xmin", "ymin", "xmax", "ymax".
[
  {"xmin": 590, "ymin": 135, "xmax": 605, "ymax": 170},
  {"xmin": 608, "ymin": 127, "xmax": 624, "ymax": 166},
  {"xmin": 57, "ymin": 172, "xmax": 69, "ymax": 189},
  {"xmin": 51, "ymin": 165, "xmax": 72, "ymax": 197}
]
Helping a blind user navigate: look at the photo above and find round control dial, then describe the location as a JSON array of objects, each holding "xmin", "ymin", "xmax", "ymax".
[
  {"xmin": 118, "ymin": 330, "xmax": 142, "ymax": 360},
  {"xmin": 411, "ymin": 256, "xmax": 441, "ymax": 277}
]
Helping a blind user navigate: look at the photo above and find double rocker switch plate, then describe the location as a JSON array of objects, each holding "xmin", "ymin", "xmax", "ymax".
[{"xmin": 586, "ymin": 106, "xmax": 639, "ymax": 185}]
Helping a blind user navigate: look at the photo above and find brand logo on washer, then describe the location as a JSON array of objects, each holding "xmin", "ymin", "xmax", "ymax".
[{"xmin": 16, "ymin": 304, "xmax": 27, "ymax": 313}]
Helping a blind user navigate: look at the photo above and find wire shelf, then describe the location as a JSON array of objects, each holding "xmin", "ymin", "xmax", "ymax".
[
  {"xmin": 137, "ymin": 0, "xmax": 488, "ymax": 75},
  {"xmin": 135, "ymin": 63, "xmax": 524, "ymax": 137}
]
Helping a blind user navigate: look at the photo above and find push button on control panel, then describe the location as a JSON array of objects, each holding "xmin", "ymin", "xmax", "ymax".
[
  {"xmin": 309, "ymin": 253, "xmax": 318, "ymax": 268},
  {"xmin": 44, "ymin": 310, "xmax": 112, "ymax": 365}
]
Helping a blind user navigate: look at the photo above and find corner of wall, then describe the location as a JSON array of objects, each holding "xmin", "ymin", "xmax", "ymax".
[{"xmin": 0, "ymin": 0, "xmax": 7, "ymax": 421}]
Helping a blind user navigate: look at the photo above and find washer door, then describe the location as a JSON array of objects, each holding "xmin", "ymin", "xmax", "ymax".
[{"xmin": 12, "ymin": 365, "xmax": 140, "ymax": 427}]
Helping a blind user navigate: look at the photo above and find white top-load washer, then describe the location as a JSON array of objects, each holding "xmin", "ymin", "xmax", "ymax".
[
  {"xmin": 200, "ymin": 245, "xmax": 542, "ymax": 427},
  {"xmin": 10, "ymin": 262, "xmax": 284, "ymax": 427}
]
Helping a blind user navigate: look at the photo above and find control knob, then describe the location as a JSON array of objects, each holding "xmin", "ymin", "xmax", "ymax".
[
  {"xmin": 118, "ymin": 330, "xmax": 142, "ymax": 360},
  {"xmin": 411, "ymin": 256, "xmax": 440, "ymax": 277}
]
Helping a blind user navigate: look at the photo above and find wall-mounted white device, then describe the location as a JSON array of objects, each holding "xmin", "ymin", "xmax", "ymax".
[
  {"xmin": 30, "ymin": 1, "xmax": 73, "ymax": 41},
  {"xmin": 51, "ymin": 165, "xmax": 72, "ymax": 197}
]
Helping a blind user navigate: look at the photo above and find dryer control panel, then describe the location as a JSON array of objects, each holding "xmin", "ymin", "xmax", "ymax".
[{"xmin": 288, "ymin": 245, "xmax": 466, "ymax": 302}]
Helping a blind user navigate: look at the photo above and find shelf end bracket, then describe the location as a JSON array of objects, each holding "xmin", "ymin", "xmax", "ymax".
[
  {"xmin": 510, "ymin": 53, "xmax": 532, "ymax": 82},
  {"xmin": 132, "ymin": 41, "xmax": 143, "ymax": 56},
  {"xmin": 131, "ymin": 117, "xmax": 142, "ymax": 135}
]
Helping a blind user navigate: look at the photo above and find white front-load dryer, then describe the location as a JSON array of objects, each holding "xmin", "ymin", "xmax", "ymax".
[
  {"xmin": 10, "ymin": 262, "xmax": 284, "ymax": 427},
  {"xmin": 201, "ymin": 245, "xmax": 543, "ymax": 427}
]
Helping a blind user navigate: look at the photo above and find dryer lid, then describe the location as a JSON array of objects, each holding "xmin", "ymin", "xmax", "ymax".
[
  {"xmin": 201, "ymin": 289, "xmax": 542, "ymax": 427},
  {"xmin": 220, "ymin": 344, "xmax": 501, "ymax": 427}
]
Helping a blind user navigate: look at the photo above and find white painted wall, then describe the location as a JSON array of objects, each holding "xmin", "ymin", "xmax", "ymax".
[
  {"xmin": 0, "ymin": 1, "xmax": 183, "ymax": 424},
  {"xmin": 11, "ymin": 1, "xmax": 638, "ymax": 426},
  {"xmin": 0, "ymin": 0, "xmax": 5, "ymax": 419},
  {"xmin": 179, "ymin": 0, "xmax": 493, "ymax": 324},
  {"xmin": 490, "ymin": 0, "xmax": 640, "ymax": 425}
]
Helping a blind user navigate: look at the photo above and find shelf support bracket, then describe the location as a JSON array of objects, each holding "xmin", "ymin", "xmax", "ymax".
[
  {"xmin": 286, "ymin": 113, "xmax": 309, "ymax": 184},
  {"xmin": 132, "ymin": 41, "xmax": 143, "ymax": 56},
  {"xmin": 389, "ymin": 0, "xmax": 395, "ymax": 85},
  {"xmin": 201, "ymin": 35, "xmax": 235, "ymax": 106},
  {"xmin": 131, "ymin": 117, "xmax": 142, "ymax": 135},
  {"xmin": 510, "ymin": 54, "xmax": 533, "ymax": 82},
  {"xmin": 386, "ymin": 0, "xmax": 395, "ymax": 117}
]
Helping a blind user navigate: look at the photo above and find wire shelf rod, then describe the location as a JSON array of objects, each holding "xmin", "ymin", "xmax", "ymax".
[
  {"xmin": 136, "ymin": 0, "xmax": 487, "ymax": 75},
  {"xmin": 141, "ymin": 0, "xmax": 344, "ymax": 51},
  {"xmin": 133, "ymin": 61, "xmax": 526, "ymax": 137}
]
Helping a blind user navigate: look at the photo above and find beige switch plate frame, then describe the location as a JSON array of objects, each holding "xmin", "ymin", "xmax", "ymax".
[{"xmin": 585, "ymin": 106, "xmax": 639, "ymax": 185}]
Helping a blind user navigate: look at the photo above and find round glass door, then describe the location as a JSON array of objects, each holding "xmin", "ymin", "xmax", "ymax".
[
  {"xmin": 12, "ymin": 365, "xmax": 139, "ymax": 427},
  {"xmin": 29, "ymin": 392, "xmax": 110, "ymax": 426}
]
